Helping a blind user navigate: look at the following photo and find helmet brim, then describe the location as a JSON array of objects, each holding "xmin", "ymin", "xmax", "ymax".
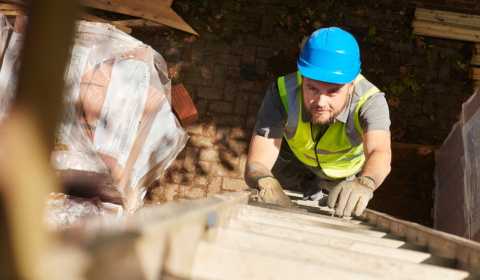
[{"xmin": 297, "ymin": 57, "xmax": 361, "ymax": 84}]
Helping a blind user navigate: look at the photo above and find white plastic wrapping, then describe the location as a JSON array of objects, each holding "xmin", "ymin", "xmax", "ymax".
[
  {"xmin": 43, "ymin": 192, "xmax": 123, "ymax": 232},
  {"xmin": 0, "ymin": 18, "xmax": 187, "ymax": 211}
]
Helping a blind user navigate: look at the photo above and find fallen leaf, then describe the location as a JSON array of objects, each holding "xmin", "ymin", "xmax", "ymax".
[
  {"xmin": 207, "ymin": 17, "xmax": 212, "ymax": 22},
  {"xmin": 299, "ymin": 19, "xmax": 305, "ymax": 27},
  {"xmin": 313, "ymin": 21, "xmax": 322, "ymax": 29},
  {"xmin": 374, "ymin": 53, "xmax": 380, "ymax": 64},
  {"xmin": 182, "ymin": 3, "xmax": 190, "ymax": 12},
  {"xmin": 199, "ymin": 7, "xmax": 205, "ymax": 12},
  {"xmin": 399, "ymin": 66, "xmax": 408, "ymax": 74},
  {"xmin": 425, "ymin": 75, "xmax": 432, "ymax": 83},
  {"xmin": 168, "ymin": 41, "xmax": 179, "ymax": 45},
  {"xmin": 184, "ymin": 35, "xmax": 196, "ymax": 43},
  {"xmin": 386, "ymin": 22, "xmax": 393, "ymax": 29},
  {"xmin": 399, "ymin": 10, "xmax": 405, "ymax": 16},
  {"xmin": 390, "ymin": 85, "xmax": 405, "ymax": 96},
  {"xmin": 306, "ymin": 8, "xmax": 315, "ymax": 17},
  {"xmin": 221, "ymin": 9, "xmax": 229, "ymax": 14},
  {"xmin": 415, "ymin": 36, "xmax": 427, "ymax": 49},
  {"xmin": 388, "ymin": 96, "xmax": 400, "ymax": 108},
  {"xmin": 391, "ymin": 128, "xmax": 405, "ymax": 139},
  {"xmin": 389, "ymin": 80, "xmax": 397, "ymax": 88},
  {"xmin": 457, "ymin": 43, "xmax": 464, "ymax": 49},
  {"xmin": 306, "ymin": 19, "xmax": 310, "ymax": 23},
  {"xmin": 368, "ymin": 68, "xmax": 376, "ymax": 73},
  {"xmin": 406, "ymin": 112, "xmax": 413, "ymax": 117},
  {"xmin": 368, "ymin": 26, "xmax": 376, "ymax": 36},
  {"xmin": 215, "ymin": 14, "xmax": 223, "ymax": 19},
  {"xmin": 298, "ymin": 28, "xmax": 306, "ymax": 33},
  {"xmin": 362, "ymin": 23, "xmax": 368, "ymax": 28},
  {"xmin": 287, "ymin": 15, "xmax": 292, "ymax": 31},
  {"xmin": 356, "ymin": 9, "xmax": 365, "ymax": 16},
  {"xmin": 206, "ymin": 25, "xmax": 213, "ymax": 32},
  {"xmin": 321, "ymin": 13, "xmax": 327, "ymax": 19},
  {"xmin": 430, "ymin": 115, "xmax": 435, "ymax": 122},
  {"xmin": 374, "ymin": 36, "xmax": 384, "ymax": 42},
  {"xmin": 339, "ymin": 12, "xmax": 344, "ymax": 17}
]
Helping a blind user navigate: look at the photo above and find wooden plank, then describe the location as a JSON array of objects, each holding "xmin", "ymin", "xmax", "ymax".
[
  {"xmin": 2, "ymin": 10, "xmax": 23, "ymax": 16},
  {"xmin": 111, "ymin": 19, "xmax": 164, "ymax": 27},
  {"xmin": 77, "ymin": 11, "xmax": 132, "ymax": 34},
  {"xmin": 192, "ymin": 241, "xmax": 383, "ymax": 280},
  {"xmin": 360, "ymin": 209, "xmax": 480, "ymax": 275},
  {"xmin": 416, "ymin": 8, "xmax": 480, "ymax": 22},
  {"xmin": 79, "ymin": 0, "xmax": 198, "ymax": 35},
  {"xmin": 412, "ymin": 20, "xmax": 480, "ymax": 38},
  {"xmin": 214, "ymin": 229, "xmax": 465, "ymax": 279},
  {"xmin": 413, "ymin": 26, "xmax": 480, "ymax": 43},
  {"xmin": 414, "ymin": 14, "xmax": 480, "ymax": 28},
  {"xmin": 0, "ymin": 3, "xmax": 23, "ymax": 10}
]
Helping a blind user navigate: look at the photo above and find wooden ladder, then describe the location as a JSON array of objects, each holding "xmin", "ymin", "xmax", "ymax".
[{"xmin": 80, "ymin": 190, "xmax": 480, "ymax": 280}]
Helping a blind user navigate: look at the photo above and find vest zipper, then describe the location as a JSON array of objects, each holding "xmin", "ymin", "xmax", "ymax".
[{"xmin": 310, "ymin": 122, "xmax": 321, "ymax": 167}]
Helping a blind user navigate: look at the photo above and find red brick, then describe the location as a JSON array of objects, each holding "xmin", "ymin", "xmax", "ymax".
[{"xmin": 171, "ymin": 83, "xmax": 198, "ymax": 127}]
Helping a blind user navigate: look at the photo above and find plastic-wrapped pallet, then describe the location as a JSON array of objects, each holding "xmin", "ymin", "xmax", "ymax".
[
  {"xmin": 435, "ymin": 88, "xmax": 480, "ymax": 241},
  {"xmin": 52, "ymin": 21, "xmax": 187, "ymax": 211},
  {"xmin": 0, "ymin": 15, "xmax": 23, "ymax": 121},
  {"xmin": 0, "ymin": 18, "xmax": 187, "ymax": 211}
]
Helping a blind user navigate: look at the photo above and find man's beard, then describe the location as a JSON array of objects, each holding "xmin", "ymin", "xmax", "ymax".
[{"xmin": 310, "ymin": 95, "xmax": 349, "ymax": 125}]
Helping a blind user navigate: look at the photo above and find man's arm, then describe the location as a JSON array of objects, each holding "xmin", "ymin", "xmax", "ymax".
[
  {"xmin": 327, "ymin": 129, "xmax": 391, "ymax": 217},
  {"xmin": 358, "ymin": 129, "xmax": 392, "ymax": 189},
  {"xmin": 245, "ymin": 133, "xmax": 292, "ymax": 206},
  {"xmin": 244, "ymin": 133, "xmax": 282, "ymax": 189}
]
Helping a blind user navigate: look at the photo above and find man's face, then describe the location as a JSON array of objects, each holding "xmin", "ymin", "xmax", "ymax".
[{"xmin": 302, "ymin": 76, "xmax": 354, "ymax": 125}]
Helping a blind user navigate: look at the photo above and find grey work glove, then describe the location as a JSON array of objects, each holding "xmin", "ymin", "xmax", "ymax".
[
  {"xmin": 327, "ymin": 177, "xmax": 375, "ymax": 217},
  {"xmin": 257, "ymin": 176, "xmax": 293, "ymax": 207}
]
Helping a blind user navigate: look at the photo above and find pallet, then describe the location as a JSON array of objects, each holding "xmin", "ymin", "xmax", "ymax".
[
  {"xmin": 171, "ymin": 83, "xmax": 198, "ymax": 127},
  {"xmin": 412, "ymin": 8, "xmax": 480, "ymax": 43}
]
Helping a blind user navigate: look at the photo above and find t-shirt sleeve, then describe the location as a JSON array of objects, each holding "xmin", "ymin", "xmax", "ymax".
[
  {"xmin": 253, "ymin": 81, "xmax": 287, "ymax": 139},
  {"xmin": 359, "ymin": 92, "xmax": 391, "ymax": 133}
]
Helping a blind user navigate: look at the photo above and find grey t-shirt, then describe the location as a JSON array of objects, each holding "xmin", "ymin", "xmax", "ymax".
[{"xmin": 254, "ymin": 78, "xmax": 391, "ymax": 139}]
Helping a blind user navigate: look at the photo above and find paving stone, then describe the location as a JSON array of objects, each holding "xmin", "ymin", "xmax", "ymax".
[
  {"xmin": 246, "ymin": 115, "xmax": 257, "ymax": 129},
  {"xmin": 186, "ymin": 123, "xmax": 204, "ymax": 135},
  {"xmin": 197, "ymin": 86, "xmax": 223, "ymax": 100},
  {"xmin": 248, "ymin": 93, "xmax": 264, "ymax": 105},
  {"xmin": 224, "ymin": 82, "xmax": 237, "ymax": 101},
  {"xmin": 212, "ymin": 65, "xmax": 228, "ymax": 88},
  {"xmin": 184, "ymin": 147, "xmax": 200, "ymax": 172},
  {"xmin": 234, "ymin": 94, "xmax": 249, "ymax": 115},
  {"xmin": 228, "ymin": 139, "xmax": 249, "ymax": 155},
  {"xmin": 178, "ymin": 185, "xmax": 206, "ymax": 199},
  {"xmin": 223, "ymin": 177, "xmax": 249, "ymax": 191},
  {"xmin": 216, "ymin": 126, "xmax": 231, "ymax": 145},
  {"xmin": 247, "ymin": 105, "xmax": 261, "ymax": 116},
  {"xmin": 255, "ymin": 58, "xmax": 268, "ymax": 76},
  {"xmin": 260, "ymin": 15, "xmax": 274, "ymax": 35},
  {"xmin": 210, "ymin": 101, "xmax": 234, "ymax": 113},
  {"xmin": 242, "ymin": 45, "xmax": 256, "ymax": 65},
  {"xmin": 245, "ymin": 34, "xmax": 271, "ymax": 46},
  {"xmin": 217, "ymin": 115, "xmax": 246, "ymax": 127},
  {"xmin": 214, "ymin": 54, "xmax": 242, "ymax": 66},
  {"xmin": 205, "ymin": 42, "xmax": 230, "ymax": 53},
  {"xmin": 188, "ymin": 135, "xmax": 215, "ymax": 149},
  {"xmin": 165, "ymin": 184, "xmax": 179, "ymax": 202},
  {"xmin": 267, "ymin": 4, "xmax": 288, "ymax": 16},
  {"xmin": 211, "ymin": 161, "xmax": 240, "ymax": 177},
  {"xmin": 207, "ymin": 177, "xmax": 223, "ymax": 196},
  {"xmin": 194, "ymin": 98, "xmax": 208, "ymax": 118},
  {"xmin": 230, "ymin": 40, "xmax": 244, "ymax": 55},
  {"xmin": 256, "ymin": 47, "xmax": 275, "ymax": 58},
  {"xmin": 241, "ymin": 3, "xmax": 268, "ymax": 15},
  {"xmin": 230, "ymin": 127, "xmax": 252, "ymax": 141},
  {"xmin": 184, "ymin": 72, "xmax": 213, "ymax": 86},
  {"xmin": 238, "ymin": 80, "xmax": 264, "ymax": 92},
  {"xmin": 171, "ymin": 170, "xmax": 196, "ymax": 186},
  {"xmin": 203, "ymin": 123, "xmax": 217, "ymax": 137}
]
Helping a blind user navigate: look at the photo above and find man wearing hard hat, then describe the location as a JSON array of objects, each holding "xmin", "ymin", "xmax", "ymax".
[{"xmin": 244, "ymin": 27, "xmax": 391, "ymax": 217}]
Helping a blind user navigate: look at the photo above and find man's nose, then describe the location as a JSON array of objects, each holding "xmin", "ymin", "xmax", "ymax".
[{"xmin": 315, "ymin": 93, "xmax": 329, "ymax": 108}]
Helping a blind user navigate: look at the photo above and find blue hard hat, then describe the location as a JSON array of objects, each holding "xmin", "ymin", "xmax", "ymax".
[{"xmin": 297, "ymin": 27, "xmax": 361, "ymax": 84}]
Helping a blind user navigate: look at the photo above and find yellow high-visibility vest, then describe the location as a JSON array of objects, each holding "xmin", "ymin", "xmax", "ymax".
[{"xmin": 278, "ymin": 71, "xmax": 380, "ymax": 178}]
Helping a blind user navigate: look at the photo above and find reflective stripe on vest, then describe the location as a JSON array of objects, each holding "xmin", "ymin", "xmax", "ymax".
[{"xmin": 278, "ymin": 71, "xmax": 380, "ymax": 178}]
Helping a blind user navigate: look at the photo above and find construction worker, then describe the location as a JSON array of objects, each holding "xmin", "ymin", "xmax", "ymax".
[{"xmin": 244, "ymin": 27, "xmax": 391, "ymax": 217}]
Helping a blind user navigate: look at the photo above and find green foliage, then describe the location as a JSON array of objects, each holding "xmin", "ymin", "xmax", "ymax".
[
  {"xmin": 203, "ymin": 2, "xmax": 208, "ymax": 7},
  {"xmin": 427, "ymin": 55, "xmax": 437, "ymax": 64},
  {"xmin": 408, "ymin": 34, "xmax": 417, "ymax": 41},
  {"xmin": 390, "ymin": 85, "xmax": 405, "ymax": 96},
  {"xmin": 430, "ymin": 115, "xmax": 435, "ymax": 122},
  {"xmin": 368, "ymin": 26, "xmax": 376, "ymax": 36},
  {"xmin": 374, "ymin": 4, "xmax": 379, "ymax": 8}
]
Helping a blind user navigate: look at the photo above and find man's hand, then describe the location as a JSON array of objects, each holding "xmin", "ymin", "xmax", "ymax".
[
  {"xmin": 257, "ymin": 176, "xmax": 293, "ymax": 207},
  {"xmin": 327, "ymin": 177, "xmax": 375, "ymax": 217}
]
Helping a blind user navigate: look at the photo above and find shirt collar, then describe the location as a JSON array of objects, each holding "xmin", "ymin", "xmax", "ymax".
[{"xmin": 301, "ymin": 93, "xmax": 352, "ymax": 124}]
